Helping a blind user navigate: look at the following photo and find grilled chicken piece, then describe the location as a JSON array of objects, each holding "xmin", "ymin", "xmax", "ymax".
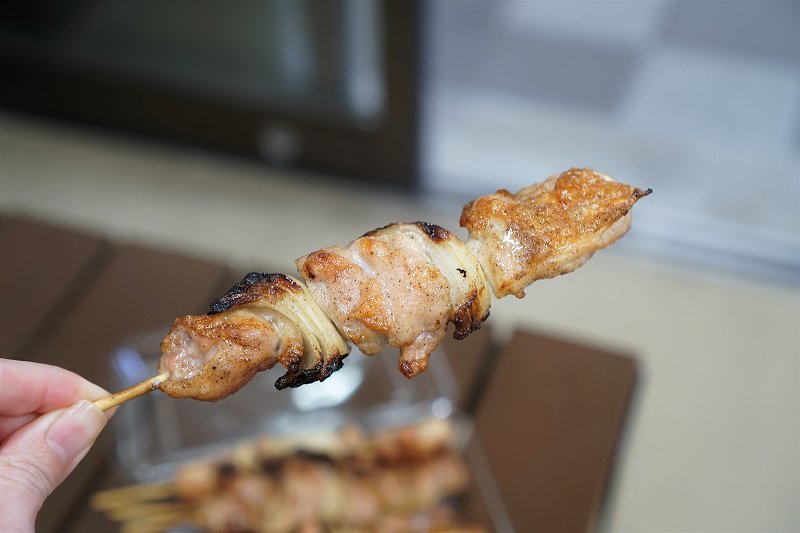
[
  {"xmin": 372, "ymin": 417, "xmax": 454, "ymax": 463},
  {"xmin": 296, "ymin": 222, "xmax": 490, "ymax": 379},
  {"xmin": 174, "ymin": 460, "xmax": 221, "ymax": 503},
  {"xmin": 157, "ymin": 310, "xmax": 303, "ymax": 401},
  {"xmin": 461, "ymin": 167, "xmax": 651, "ymax": 298},
  {"xmin": 158, "ymin": 273, "xmax": 350, "ymax": 400}
]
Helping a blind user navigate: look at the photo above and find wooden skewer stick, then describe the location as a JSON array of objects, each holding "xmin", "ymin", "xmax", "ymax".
[
  {"xmin": 107, "ymin": 502, "xmax": 191, "ymax": 521},
  {"xmin": 91, "ymin": 483, "xmax": 175, "ymax": 510},
  {"xmin": 94, "ymin": 373, "xmax": 169, "ymax": 411},
  {"xmin": 120, "ymin": 514, "xmax": 192, "ymax": 533}
]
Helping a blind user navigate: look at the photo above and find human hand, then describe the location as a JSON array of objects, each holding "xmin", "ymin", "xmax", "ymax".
[{"xmin": 0, "ymin": 359, "xmax": 112, "ymax": 533}]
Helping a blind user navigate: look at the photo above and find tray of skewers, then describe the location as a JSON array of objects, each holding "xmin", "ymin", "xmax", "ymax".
[{"xmin": 93, "ymin": 418, "xmax": 488, "ymax": 533}]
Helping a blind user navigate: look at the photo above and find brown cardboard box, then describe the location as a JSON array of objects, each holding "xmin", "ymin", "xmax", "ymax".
[{"xmin": 473, "ymin": 331, "xmax": 636, "ymax": 532}]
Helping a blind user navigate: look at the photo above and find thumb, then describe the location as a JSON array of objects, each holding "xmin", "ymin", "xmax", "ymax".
[{"xmin": 0, "ymin": 400, "xmax": 107, "ymax": 532}]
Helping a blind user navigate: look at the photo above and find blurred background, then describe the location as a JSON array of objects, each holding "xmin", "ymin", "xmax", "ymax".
[{"xmin": 0, "ymin": 1, "xmax": 798, "ymax": 532}]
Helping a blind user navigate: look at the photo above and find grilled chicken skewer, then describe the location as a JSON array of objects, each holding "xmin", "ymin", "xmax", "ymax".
[
  {"xmin": 95, "ymin": 168, "xmax": 650, "ymax": 409},
  {"xmin": 92, "ymin": 420, "xmax": 479, "ymax": 532}
]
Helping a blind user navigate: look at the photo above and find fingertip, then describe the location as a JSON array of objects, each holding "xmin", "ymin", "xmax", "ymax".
[
  {"xmin": 45, "ymin": 400, "xmax": 107, "ymax": 463},
  {"xmin": 0, "ymin": 359, "xmax": 113, "ymax": 416}
]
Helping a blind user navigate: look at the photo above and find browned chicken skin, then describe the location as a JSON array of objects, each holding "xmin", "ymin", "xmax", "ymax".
[
  {"xmin": 157, "ymin": 168, "xmax": 649, "ymax": 400},
  {"xmin": 297, "ymin": 222, "xmax": 490, "ymax": 378},
  {"xmin": 461, "ymin": 167, "xmax": 651, "ymax": 297}
]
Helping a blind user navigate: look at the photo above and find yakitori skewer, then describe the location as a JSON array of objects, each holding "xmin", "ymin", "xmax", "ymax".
[{"xmin": 94, "ymin": 168, "xmax": 649, "ymax": 408}]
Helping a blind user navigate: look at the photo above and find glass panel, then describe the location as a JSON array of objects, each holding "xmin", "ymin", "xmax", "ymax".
[{"xmin": 0, "ymin": 0, "xmax": 385, "ymax": 124}]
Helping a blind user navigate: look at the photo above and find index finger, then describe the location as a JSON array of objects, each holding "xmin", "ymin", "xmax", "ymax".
[{"xmin": 0, "ymin": 359, "xmax": 109, "ymax": 417}]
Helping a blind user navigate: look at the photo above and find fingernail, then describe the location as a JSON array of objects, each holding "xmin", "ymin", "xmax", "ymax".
[{"xmin": 45, "ymin": 400, "xmax": 107, "ymax": 462}]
